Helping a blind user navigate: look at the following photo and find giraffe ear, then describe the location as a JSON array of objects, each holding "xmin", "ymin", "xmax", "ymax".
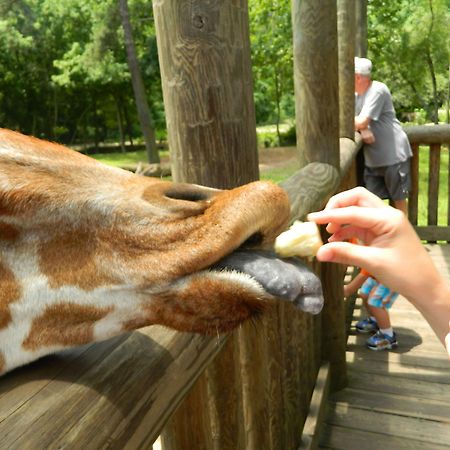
[{"xmin": 213, "ymin": 250, "xmax": 324, "ymax": 315}]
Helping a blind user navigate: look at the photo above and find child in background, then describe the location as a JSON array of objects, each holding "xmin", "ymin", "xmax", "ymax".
[{"xmin": 344, "ymin": 268, "xmax": 399, "ymax": 350}]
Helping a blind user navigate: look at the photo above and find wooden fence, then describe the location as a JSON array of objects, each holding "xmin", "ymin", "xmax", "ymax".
[{"xmin": 405, "ymin": 124, "xmax": 450, "ymax": 242}]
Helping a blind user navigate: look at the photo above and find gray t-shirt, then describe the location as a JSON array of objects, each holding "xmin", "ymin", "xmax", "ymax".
[{"xmin": 356, "ymin": 80, "xmax": 412, "ymax": 168}]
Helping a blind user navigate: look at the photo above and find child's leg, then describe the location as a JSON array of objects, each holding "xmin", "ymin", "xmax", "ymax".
[
  {"xmin": 355, "ymin": 280, "xmax": 379, "ymax": 333},
  {"xmin": 366, "ymin": 303, "xmax": 391, "ymax": 329}
]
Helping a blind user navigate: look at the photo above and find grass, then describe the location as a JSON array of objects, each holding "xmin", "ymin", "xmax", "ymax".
[{"xmin": 90, "ymin": 150, "xmax": 169, "ymax": 167}]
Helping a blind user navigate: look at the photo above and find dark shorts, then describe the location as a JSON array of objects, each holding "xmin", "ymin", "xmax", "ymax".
[{"xmin": 364, "ymin": 159, "xmax": 411, "ymax": 201}]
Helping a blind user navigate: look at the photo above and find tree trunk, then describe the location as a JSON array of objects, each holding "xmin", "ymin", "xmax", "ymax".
[
  {"xmin": 152, "ymin": 0, "xmax": 259, "ymax": 189},
  {"xmin": 118, "ymin": 0, "xmax": 159, "ymax": 163},
  {"xmin": 355, "ymin": 0, "xmax": 367, "ymax": 57},
  {"xmin": 114, "ymin": 95, "xmax": 127, "ymax": 153}
]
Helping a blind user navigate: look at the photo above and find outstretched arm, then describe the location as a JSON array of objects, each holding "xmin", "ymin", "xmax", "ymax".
[
  {"xmin": 344, "ymin": 272, "xmax": 368, "ymax": 298},
  {"xmin": 308, "ymin": 187, "xmax": 450, "ymax": 356}
]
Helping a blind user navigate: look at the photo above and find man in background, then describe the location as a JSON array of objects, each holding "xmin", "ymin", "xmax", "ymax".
[{"xmin": 354, "ymin": 57, "xmax": 412, "ymax": 215}]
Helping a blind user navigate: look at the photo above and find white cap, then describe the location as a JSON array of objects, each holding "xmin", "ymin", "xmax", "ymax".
[{"xmin": 354, "ymin": 57, "xmax": 372, "ymax": 75}]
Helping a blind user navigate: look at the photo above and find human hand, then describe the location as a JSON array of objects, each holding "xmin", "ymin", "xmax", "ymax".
[
  {"xmin": 307, "ymin": 187, "xmax": 442, "ymax": 303},
  {"xmin": 360, "ymin": 128, "xmax": 375, "ymax": 144},
  {"xmin": 308, "ymin": 187, "xmax": 450, "ymax": 351}
]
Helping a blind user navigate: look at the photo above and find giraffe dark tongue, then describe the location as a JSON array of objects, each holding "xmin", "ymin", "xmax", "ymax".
[{"xmin": 214, "ymin": 250, "xmax": 324, "ymax": 314}]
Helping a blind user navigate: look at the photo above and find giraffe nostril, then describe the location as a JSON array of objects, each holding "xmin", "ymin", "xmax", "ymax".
[{"xmin": 165, "ymin": 190, "xmax": 210, "ymax": 202}]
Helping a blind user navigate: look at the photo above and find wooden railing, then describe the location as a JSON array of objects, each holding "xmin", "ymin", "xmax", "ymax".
[{"xmin": 405, "ymin": 124, "xmax": 450, "ymax": 242}]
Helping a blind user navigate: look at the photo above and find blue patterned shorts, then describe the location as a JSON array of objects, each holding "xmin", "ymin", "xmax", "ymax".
[{"xmin": 359, "ymin": 277, "xmax": 398, "ymax": 309}]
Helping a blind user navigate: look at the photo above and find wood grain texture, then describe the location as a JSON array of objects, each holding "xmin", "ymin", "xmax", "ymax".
[
  {"xmin": 153, "ymin": 0, "xmax": 258, "ymax": 189},
  {"xmin": 280, "ymin": 162, "xmax": 340, "ymax": 221},
  {"xmin": 428, "ymin": 143, "xmax": 441, "ymax": 228},
  {"xmin": 299, "ymin": 362, "xmax": 330, "ymax": 450},
  {"xmin": 404, "ymin": 124, "xmax": 450, "ymax": 144},
  {"xmin": 292, "ymin": 0, "xmax": 340, "ymax": 169},
  {"xmin": 0, "ymin": 328, "xmax": 227, "ymax": 449},
  {"xmin": 337, "ymin": 0, "xmax": 356, "ymax": 139},
  {"xmin": 409, "ymin": 143, "xmax": 419, "ymax": 225}
]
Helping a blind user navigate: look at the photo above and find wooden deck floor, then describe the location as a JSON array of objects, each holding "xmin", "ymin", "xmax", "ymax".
[{"xmin": 319, "ymin": 244, "xmax": 450, "ymax": 450}]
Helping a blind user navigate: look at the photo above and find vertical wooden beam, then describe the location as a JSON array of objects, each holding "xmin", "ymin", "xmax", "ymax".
[
  {"xmin": 292, "ymin": 0, "xmax": 340, "ymax": 170},
  {"xmin": 355, "ymin": 0, "xmax": 368, "ymax": 57},
  {"xmin": 409, "ymin": 143, "xmax": 420, "ymax": 225},
  {"xmin": 428, "ymin": 144, "xmax": 441, "ymax": 227},
  {"xmin": 338, "ymin": 0, "xmax": 356, "ymax": 139},
  {"xmin": 153, "ymin": 0, "xmax": 259, "ymax": 189},
  {"xmin": 154, "ymin": 2, "xmax": 260, "ymax": 449},
  {"xmin": 320, "ymin": 259, "xmax": 347, "ymax": 392}
]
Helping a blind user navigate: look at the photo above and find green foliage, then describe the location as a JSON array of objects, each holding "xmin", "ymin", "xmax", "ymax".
[
  {"xmin": 368, "ymin": 0, "xmax": 450, "ymax": 123},
  {"xmin": 249, "ymin": 0, "xmax": 294, "ymax": 125},
  {"xmin": 0, "ymin": 0, "xmax": 163, "ymax": 144},
  {"xmin": 2, "ymin": 1, "xmax": 449, "ymax": 149}
]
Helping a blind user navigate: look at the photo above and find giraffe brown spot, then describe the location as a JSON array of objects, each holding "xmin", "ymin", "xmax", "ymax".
[
  {"xmin": 23, "ymin": 302, "xmax": 113, "ymax": 351},
  {"xmin": 0, "ymin": 222, "xmax": 20, "ymax": 241},
  {"xmin": 0, "ymin": 352, "xmax": 5, "ymax": 373},
  {"xmin": 38, "ymin": 231, "xmax": 118, "ymax": 290},
  {"xmin": 0, "ymin": 262, "xmax": 22, "ymax": 329}
]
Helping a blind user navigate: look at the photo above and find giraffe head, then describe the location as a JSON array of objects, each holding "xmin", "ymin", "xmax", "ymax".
[{"xmin": 0, "ymin": 129, "xmax": 323, "ymax": 375}]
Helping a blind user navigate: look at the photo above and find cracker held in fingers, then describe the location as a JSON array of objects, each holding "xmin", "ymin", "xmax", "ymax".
[{"xmin": 274, "ymin": 221, "xmax": 323, "ymax": 258}]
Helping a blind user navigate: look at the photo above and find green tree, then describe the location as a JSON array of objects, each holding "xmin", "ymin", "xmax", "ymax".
[
  {"xmin": 249, "ymin": 0, "xmax": 294, "ymax": 139},
  {"xmin": 368, "ymin": 0, "xmax": 450, "ymax": 123}
]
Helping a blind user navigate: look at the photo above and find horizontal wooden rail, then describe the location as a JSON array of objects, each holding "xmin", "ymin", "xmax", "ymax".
[
  {"xmin": 404, "ymin": 124, "xmax": 450, "ymax": 144},
  {"xmin": 0, "ymin": 327, "xmax": 226, "ymax": 448}
]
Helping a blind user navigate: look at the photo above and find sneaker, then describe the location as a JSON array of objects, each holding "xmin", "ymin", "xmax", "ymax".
[
  {"xmin": 355, "ymin": 317, "xmax": 378, "ymax": 334},
  {"xmin": 366, "ymin": 330, "xmax": 398, "ymax": 351}
]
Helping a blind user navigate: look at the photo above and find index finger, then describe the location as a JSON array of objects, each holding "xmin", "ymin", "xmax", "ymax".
[
  {"xmin": 323, "ymin": 187, "xmax": 387, "ymax": 210},
  {"xmin": 308, "ymin": 205, "xmax": 385, "ymax": 229}
]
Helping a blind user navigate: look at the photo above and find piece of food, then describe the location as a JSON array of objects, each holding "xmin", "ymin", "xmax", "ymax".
[{"xmin": 274, "ymin": 220, "xmax": 323, "ymax": 258}]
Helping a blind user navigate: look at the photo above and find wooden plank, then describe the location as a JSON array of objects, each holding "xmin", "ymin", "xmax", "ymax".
[
  {"xmin": 331, "ymin": 387, "xmax": 450, "ymax": 423},
  {"xmin": 347, "ymin": 369, "xmax": 450, "ymax": 402},
  {"xmin": 345, "ymin": 353, "xmax": 450, "ymax": 384},
  {"xmin": 326, "ymin": 403, "xmax": 450, "ymax": 446},
  {"xmin": 409, "ymin": 143, "xmax": 419, "ymax": 225},
  {"xmin": 404, "ymin": 124, "xmax": 450, "ymax": 144},
  {"xmin": 415, "ymin": 225, "xmax": 450, "ymax": 242},
  {"xmin": 320, "ymin": 424, "xmax": 449, "ymax": 450},
  {"xmin": 320, "ymin": 261, "xmax": 347, "ymax": 391},
  {"xmin": 299, "ymin": 362, "xmax": 331, "ymax": 450},
  {"xmin": 428, "ymin": 143, "xmax": 441, "ymax": 228},
  {"xmin": 0, "ymin": 327, "xmax": 228, "ymax": 449},
  {"xmin": 347, "ymin": 347, "xmax": 450, "ymax": 370}
]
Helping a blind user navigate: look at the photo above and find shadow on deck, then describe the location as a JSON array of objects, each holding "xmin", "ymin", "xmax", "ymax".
[{"xmin": 319, "ymin": 244, "xmax": 450, "ymax": 450}]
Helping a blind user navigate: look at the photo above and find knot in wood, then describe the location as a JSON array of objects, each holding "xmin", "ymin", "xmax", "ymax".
[{"xmin": 192, "ymin": 14, "xmax": 206, "ymax": 29}]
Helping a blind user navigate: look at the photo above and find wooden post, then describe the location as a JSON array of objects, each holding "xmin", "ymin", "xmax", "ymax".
[
  {"xmin": 355, "ymin": 0, "xmax": 368, "ymax": 57},
  {"xmin": 153, "ymin": 0, "xmax": 259, "ymax": 189},
  {"xmin": 291, "ymin": 1, "xmax": 347, "ymax": 391},
  {"xmin": 338, "ymin": 0, "xmax": 356, "ymax": 139},
  {"xmin": 291, "ymin": 0, "xmax": 340, "ymax": 170}
]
